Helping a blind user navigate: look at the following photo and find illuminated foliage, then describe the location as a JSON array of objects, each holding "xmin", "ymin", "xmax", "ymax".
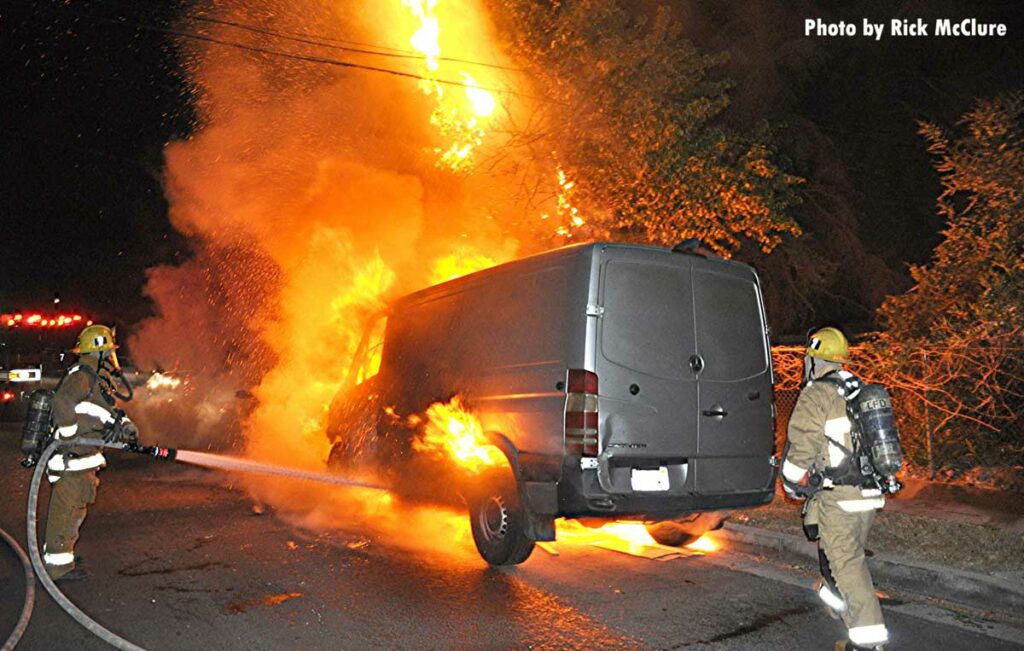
[
  {"xmin": 871, "ymin": 93, "xmax": 1024, "ymax": 468},
  {"xmin": 494, "ymin": 0, "xmax": 802, "ymax": 255}
]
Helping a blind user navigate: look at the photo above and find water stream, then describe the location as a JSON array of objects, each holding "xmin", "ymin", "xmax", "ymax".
[{"xmin": 173, "ymin": 449, "xmax": 389, "ymax": 491}]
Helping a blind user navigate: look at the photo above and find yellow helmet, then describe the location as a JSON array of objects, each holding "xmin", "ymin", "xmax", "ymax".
[
  {"xmin": 73, "ymin": 324, "xmax": 118, "ymax": 355},
  {"xmin": 807, "ymin": 327, "xmax": 850, "ymax": 363}
]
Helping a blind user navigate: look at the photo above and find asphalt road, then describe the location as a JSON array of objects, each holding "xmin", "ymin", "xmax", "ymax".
[{"xmin": 0, "ymin": 427, "xmax": 1020, "ymax": 650}]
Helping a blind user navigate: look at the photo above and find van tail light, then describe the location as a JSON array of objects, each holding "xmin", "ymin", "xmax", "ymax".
[{"xmin": 565, "ymin": 369, "xmax": 599, "ymax": 457}]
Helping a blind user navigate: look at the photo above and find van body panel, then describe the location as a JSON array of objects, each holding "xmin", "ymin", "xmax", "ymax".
[
  {"xmin": 381, "ymin": 248, "xmax": 588, "ymax": 469},
  {"xmin": 691, "ymin": 267, "xmax": 775, "ymax": 494},
  {"xmin": 327, "ymin": 242, "xmax": 775, "ymax": 520},
  {"xmin": 592, "ymin": 247, "xmax": 699, "ymax": 495}
]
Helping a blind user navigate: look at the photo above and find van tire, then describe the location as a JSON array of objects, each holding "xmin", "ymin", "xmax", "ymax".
[
  {"xmin": 645, "ymin": 512, "xmax": 726, "ymax": 547},
  {"xmin": 469, "ymin": 472, "xmax": 535, "ymax": 566}
]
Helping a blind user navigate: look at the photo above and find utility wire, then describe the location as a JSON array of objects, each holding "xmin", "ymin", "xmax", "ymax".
[
  {"xmin": 189, "ymin": 14, "xmax": 522, "ymax": 72},
  {"xmin": 66, "ymin": 9, "xmax": 533, "ymax": 100},
  {"xmin": 90, "ymin": 0, "xmax": 423, "ymax": 55}
]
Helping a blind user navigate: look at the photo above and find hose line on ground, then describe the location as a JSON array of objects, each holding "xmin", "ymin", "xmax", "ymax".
[
  {"xmin": 26, "ymin": 441, "xmax": 147, "ymax": 651},
  {"xmin": 0, "ymin": 524, "xmax": 34, "ymax": 651}
]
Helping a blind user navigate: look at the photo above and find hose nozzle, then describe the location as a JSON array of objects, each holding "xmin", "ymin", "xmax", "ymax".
[{"xmin": 124, "ymin": 443, "xmax": 177, "ymax": 461}]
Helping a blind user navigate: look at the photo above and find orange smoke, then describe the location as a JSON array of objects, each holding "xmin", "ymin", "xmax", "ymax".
[
  {"xmin": 124, "ymin": 0, "xmax": 548, "ymax": 528},
  {"xmin": 411, "ymin": 396, "xmax": 507, "ymax": 474}
]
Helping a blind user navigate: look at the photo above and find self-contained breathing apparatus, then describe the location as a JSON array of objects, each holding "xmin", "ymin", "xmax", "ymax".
[
  {"xmin": 784, "ymin": 370, "xmax": 904, "ymax": 499},
  {"xmin": 20, "ymin": 357, "xmax": 137, "ymax": 467}
]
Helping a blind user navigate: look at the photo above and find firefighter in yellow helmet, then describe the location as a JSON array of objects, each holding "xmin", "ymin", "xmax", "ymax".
[
  {"xmin": 781, "ymin": 327, "xmax": 889, "ymax": 650},
  {"xmin": 44, "ymin": 324, "xmax": 138, "ymax": 581}
]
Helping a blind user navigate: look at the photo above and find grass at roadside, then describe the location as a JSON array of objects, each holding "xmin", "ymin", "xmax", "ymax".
[{"xmin": 732, "ymin": 494, "xmax": 1024, "ymax": 576}]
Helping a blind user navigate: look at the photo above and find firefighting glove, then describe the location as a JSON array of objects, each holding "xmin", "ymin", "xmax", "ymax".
[
  {"xmin": 782, "ymin": 479, "xmax": 807, "ymax": 500},
  {"xmin": 783, "ymin": 472, "xmax": 822, "ymax": 500},
  {"xmin": 119, "ymin": 417, "xmax": 140, "ymax": 445},
  {"xmin": 103, "ymin": 411, "xmax": 139, "ymax": 445}
]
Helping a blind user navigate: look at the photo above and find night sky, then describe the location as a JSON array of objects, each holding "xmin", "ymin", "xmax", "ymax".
[{"xmin": 2, "ymin": 1, "xmax": 1023, "ymax": 334}]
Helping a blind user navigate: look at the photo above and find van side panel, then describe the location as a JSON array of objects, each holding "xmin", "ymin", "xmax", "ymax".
[
  {"xmin": 382, "ymin": 249, "xmax": 591, "ymax": 482},
  {"xmin": 454, "ymin": 263, "xmax": 572, "ymax": 469}
]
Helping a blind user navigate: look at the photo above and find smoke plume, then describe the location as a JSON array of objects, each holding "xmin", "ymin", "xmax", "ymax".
[{"xmin": 129, "ymin": 0, "xmax": 535, "ymax": 510}]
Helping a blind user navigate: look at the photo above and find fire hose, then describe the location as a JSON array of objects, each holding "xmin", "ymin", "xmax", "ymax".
[
  {"xmin": 20, "ymin": 438, "xmax": 174, "ymax": 651},
  {"xmin": 5, "ymin": 435, "xmax": 385, "ymax": 650},
  {"xmin": 0, "ymin": 524, "xmax": 33, "ymax": 651},
  {"xmin": 7, "ymin": 433, "xmax": 173, "ymax": 650}
]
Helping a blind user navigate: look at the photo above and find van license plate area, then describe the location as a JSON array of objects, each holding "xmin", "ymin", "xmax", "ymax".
[{"xmin": 630, "ymin": 467, "xmax": 669, "ymax": 492}]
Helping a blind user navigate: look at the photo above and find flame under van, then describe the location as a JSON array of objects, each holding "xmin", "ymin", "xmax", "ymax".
[{"xmin": 327, "ymin": 242, "xmax": 778, "ymax": 565}]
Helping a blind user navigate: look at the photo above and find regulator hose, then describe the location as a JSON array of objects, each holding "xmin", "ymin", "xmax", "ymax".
[
  {"xmin": 27, "ymin": 441, "xmax": 147, "ymax": 651},
  {"xmin": 0, "ymin": 525, "xmax": 34, "ymax": 651},
  {"xmin": 99, "ymin": 360, "xmax": 134, "ymax": 403}
]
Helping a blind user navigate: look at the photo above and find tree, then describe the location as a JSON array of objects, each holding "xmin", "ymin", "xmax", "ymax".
[
  {"xmin": 871, "ymin": 92, "xmax": 1024, "ymax": 469},
  {"xmin": 492, "ymin": 0, "xmax": 802, "ymax": 255}
]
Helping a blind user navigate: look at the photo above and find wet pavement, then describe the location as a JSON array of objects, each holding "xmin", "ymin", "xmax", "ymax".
[{"xmin": 0, "ymin": 428, "xmax": 1021, "ymax": 650}]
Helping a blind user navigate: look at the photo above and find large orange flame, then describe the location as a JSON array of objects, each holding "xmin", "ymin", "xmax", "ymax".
[
  {"xmin": 429, "ymin": 247, "xmax": 497, "ymax": 284},
  {"xmin": 411, "ymin": 396, "xmax": 507, "ymax": 474},
  {"xmin": 402, "ymin": 0, "xmax": 499, "ymax": 171},
  {"xmin": 553, "ymin": 520, "xmax": 719, "ymax": 556}
]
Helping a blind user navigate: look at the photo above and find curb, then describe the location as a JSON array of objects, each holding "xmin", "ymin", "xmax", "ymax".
[{"xmin": 713, "ymin": 522, "xmax": 1024, "ymax": 616}]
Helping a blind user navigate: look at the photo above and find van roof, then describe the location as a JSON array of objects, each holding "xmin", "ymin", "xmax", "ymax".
[{"xmin": 394, "ymin": 241, "xmax": 754, "ymax": 307}]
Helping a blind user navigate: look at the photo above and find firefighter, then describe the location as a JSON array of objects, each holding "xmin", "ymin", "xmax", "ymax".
[
  {"xmin": 44, "ymin": 324, "xmax": 138, "ymax": 581},
  {"xmin": 782, "ymin": 327, "xmax": 889, "ymax": 651}
]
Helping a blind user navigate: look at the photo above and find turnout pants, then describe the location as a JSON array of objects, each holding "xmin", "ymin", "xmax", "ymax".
[
  {"xmin": 44, "ymin": 469, "xmax": 100, "ymax": 579},
  {"xmin": 806, "ymin": 491, "xmax": 887, "ymax": 648}
]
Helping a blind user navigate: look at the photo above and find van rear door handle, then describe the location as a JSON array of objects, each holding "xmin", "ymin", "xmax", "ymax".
[
  {"xmin": 701, "ymin": 405, "xmax": 727, "ymax": 419},
  {"xmin": 688, "ymin": 354, "xmax": 704, "ymax": 374}
]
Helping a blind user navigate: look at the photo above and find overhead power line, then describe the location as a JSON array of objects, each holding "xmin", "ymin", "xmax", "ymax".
[
  {"xmin": 66, "ymin": 9, "xmax": 533, "ymax": 100},
  {"xmin": 189, "ymin": 14, "xmax": 523, "ymax": 72}
]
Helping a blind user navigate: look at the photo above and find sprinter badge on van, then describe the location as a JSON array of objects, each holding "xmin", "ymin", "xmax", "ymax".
[
  {"xmin": 607, "ymin": 442, "xmax": 647, "ymax": 449},
  {"xmin": 631, "ymin": 466, "xmax": 670, "ymax": 491}
]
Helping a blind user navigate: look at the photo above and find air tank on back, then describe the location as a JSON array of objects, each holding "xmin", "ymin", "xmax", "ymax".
[
  {"xmin": 851, "ymin": 384, "xmax": 903, "ymax": 477},
  {"xmin": 21, "ymin": 389, "xmax": 54, "ymax": 459}
]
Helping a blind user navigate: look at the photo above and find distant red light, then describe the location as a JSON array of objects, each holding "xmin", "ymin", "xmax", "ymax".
[
  {"xmin": 2, "ymin": 311, "xmax": 87, "ymax": 329},
  {"xmin": 0, "ymin": 391, "xmax": 14, "ymax": 403}
]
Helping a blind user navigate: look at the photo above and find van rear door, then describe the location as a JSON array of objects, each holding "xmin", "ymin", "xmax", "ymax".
[
  {"xmin": 692, "ymin": 266, "xmax": 774, "ymax": 494},
  {"xmin": 594, "ymin": 249, "xmax": 698, "ymax": 494}
]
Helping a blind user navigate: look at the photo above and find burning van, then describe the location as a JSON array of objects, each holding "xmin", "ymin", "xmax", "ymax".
[{"xmin": 326, "ymin": 242, "xmax": 777, "ymax": 565}]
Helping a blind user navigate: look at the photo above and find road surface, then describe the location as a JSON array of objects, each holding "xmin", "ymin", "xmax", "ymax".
[{"xmin": 0, "ymin": 427, "xmax": 1020, "ymax": 650}]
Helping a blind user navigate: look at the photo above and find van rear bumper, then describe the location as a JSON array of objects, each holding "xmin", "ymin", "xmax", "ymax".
[{"xmin": 556, "ymin": 462, "xmax": 774, "ymax": 519}]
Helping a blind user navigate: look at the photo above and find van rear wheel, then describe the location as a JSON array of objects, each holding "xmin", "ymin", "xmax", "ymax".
[
  {"xmin": 645, "ymin": 512, "xmax": 726, "ymax": 547},
  {"xmin": 469, "ymin": 472, "xmax": 535, "ymax": 566}
]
